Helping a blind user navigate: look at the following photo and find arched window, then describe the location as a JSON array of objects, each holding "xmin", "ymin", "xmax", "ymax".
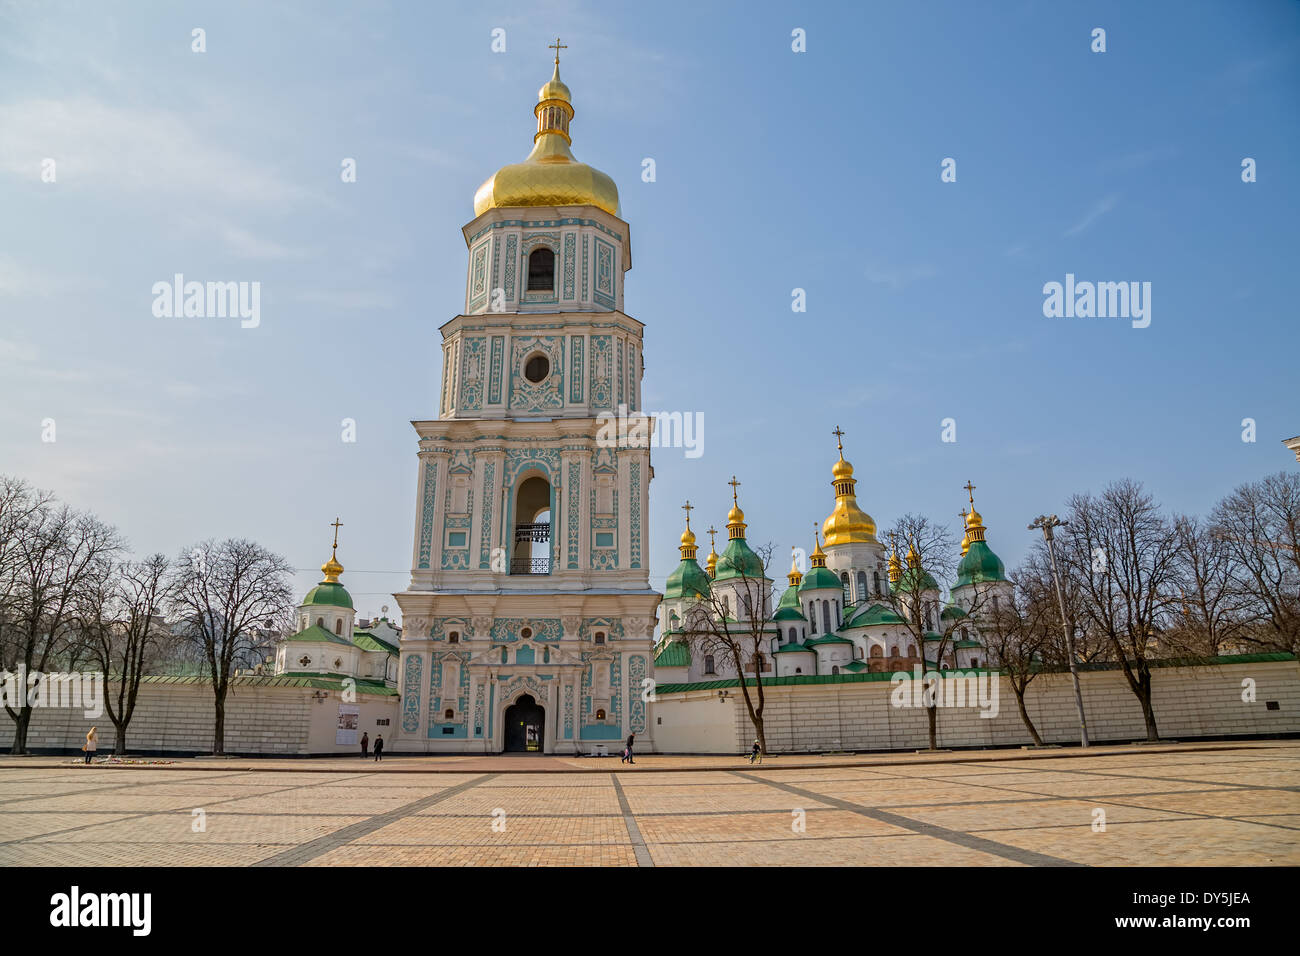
[
  {"xmin": 832, "ymin": 665, "xmax": 840, "ymax": 675},
  {"xmin": 704, "ymin": 654, "xmax": 715, "ymax": 674},
  {"xmin": 908, "ymin": 644, "xmax": 917, "ymax": 657},
  {"xmin": 961, "ymin": 627, "xmax": 969, "ymax": 642},
  {"xmin": 857, "ymin": 571, "xmax": 868, "ymax": 603},
  {"xmin": 669, "ymin": 611, "xmax": 679, "ymax": 631},
  {"xmin": 449, "ymin": 631, "xmax": 459, "ymax": 644},
  {"xmin": 924, "ymin": 607, "xmax": 934, "ymax": 631},
  {"xmin": 822, "ymin": 601, "xmax": 832, "ymax": 634},
  {"xmin": 594, "ymin": 631, "xmax": 606, "ymax": 645},
  {"xmin": 527, "ymin": 247, "xmax": 555, "ymax": 291},
  {"xmin": 543, "ymin": 647, "xmax": 550, "ymax": 663},
  {"xmin": 992, "ymin": 594, "xmax": 1000, "ymax": 614},
  {"xmin": 890, "ymin": 644, "xmax": 899, "ymax": 658},
  {"xmin": 840, "ymin": 572, "xmax": 850, "ymax": 604},
  {"xmin": 870, "ymin": 646, "xmax": 882, "ymax": 658},
  {"xmin": 971, "ymin": 657, "xmax": 980, "ymax": 668},
  {"xmin": 808, "ymin": 604, "xmax": 817, "ymax": 633},
  {"xmin": 795, "ymin": 667, "xmax": 802, "ymax": 674},
  {"xmin": 500, "ymin": 647, "xmax": 508, "ymax": 664},
  {"xmin": 873, "ymin": 570, "xmax": 882, "ymax": 595},
  {"xmin": 751, "ymin": 653, "xmax": 767, "ymax": 673},
  {"xmin": 444, "ymin": 708, "xmax": 454, "ymax": 720},
  {"xmin": 316, "ymin": 617, "xmax": 324, "ymax": 628},
  {"xmin": 787, "ymin": 627, "xmax": 796, "ymax": 644},
  {"xmin": 595, "ymin": 708, "xmax": 606, "ymax": 720},
  {"xmin": 335, "ymin": 618, "xmax": 342, "ymax": 634}
]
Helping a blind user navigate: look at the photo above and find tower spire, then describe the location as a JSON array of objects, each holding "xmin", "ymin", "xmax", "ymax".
[
  {"xmin": 322, "ymin": 518, "xmax": 344, "ymax": 583},
  {"xmin": 963, "ymin": 481, "xmax": 988, "ymax": 543}
]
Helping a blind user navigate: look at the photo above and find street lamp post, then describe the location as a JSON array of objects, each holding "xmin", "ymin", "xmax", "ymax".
[{"xmin": 1029, "ymin": 514, "xmax": 1090, "ymax": 748}]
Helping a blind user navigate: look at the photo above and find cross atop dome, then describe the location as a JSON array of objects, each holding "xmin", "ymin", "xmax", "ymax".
[{"xmin": 548, "ymin": 36, "xmax": 567, "ymax": 64}]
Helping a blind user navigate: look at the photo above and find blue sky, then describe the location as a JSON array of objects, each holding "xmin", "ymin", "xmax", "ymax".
[{"xmin": 1, "ymin": 0, "xmax": 1297, "ymax": 616}]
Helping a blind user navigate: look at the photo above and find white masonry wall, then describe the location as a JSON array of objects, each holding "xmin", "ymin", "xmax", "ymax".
[
  {"xmin": 653, "ymin": 659, "xmax": 1300, "ymax": 754},
  {"xmin": 0, "ymin": 681, "xmax": 399, "ymax": 756}
]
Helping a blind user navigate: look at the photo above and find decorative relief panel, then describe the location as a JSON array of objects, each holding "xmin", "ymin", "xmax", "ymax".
[
  {"xmin": 562, "ymin": 232, "xmax": 576, "ymax": 300},
  {"xmin": 569, "ymin": 335, "xmax": 584, "ymax": 403},
  {"xmin": 502, "ymin": 233, "xmax": 518, "ymax": 301},
  {"xmin": 488, "ymin": 336, "xmax": 505, "ymax": 405},
  {"xmin": 629, "ymin": 459, "xmax": 642, "ymax": 569},
  {"xmin": 589, "ymin": 335, "xmax": 612, "ymax": 408},
  {"xmin": 401, "ymin": 655, "xmax": 422, "ymax": 733},
  {"xmin": 478, "ymin": 460, "xmax": 495, "ymax": 569},
  {"xmin": 417, "ymin": 459, "xmax": 438, "ymax": 569},
  {"xmin": 628, "ymin": 655, "xmax": 647, "ymax": 733},
  {"xmin": 490, "ymin": 617, "xmax": 563, "ymax": 643},
  {"xmin": 469, "ymin": 242, "xmax": 489, "ymax": 312},
  {"xmin": 508, "ymin": 335, "xmax": 564, "ymax": 412},
  {"xmin": 566, "ymin": 459, "xmax": 581, "ymax": 569},
  {"xmin": 459, "ymin": 336, "xmax": 487, "ymax": 410}
]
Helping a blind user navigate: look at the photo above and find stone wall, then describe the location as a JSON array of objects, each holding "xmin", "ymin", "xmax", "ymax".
[
  {"xmin": 654, "ymin": 657, "xmax": 1300, "ymax": 754},
  {"xmin": 0, "ymin": 680, "xmax": 398, "ymax": 756}
]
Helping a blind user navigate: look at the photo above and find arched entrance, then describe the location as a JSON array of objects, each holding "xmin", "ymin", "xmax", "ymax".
[{"xmin": 503, "ymin": 694, "xmax": 545, "ymax": 753}]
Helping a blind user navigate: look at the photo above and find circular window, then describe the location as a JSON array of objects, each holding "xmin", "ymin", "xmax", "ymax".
[
  {"xmin": 521, "ymin": 627, "xmax": 532, "ymax": 639},
  {"xmin": 524, "ymin": 353, "xmax": 550, "ymax": 383}
]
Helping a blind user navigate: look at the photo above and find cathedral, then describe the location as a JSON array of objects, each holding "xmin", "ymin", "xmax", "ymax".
[
  {"xmin": 269, "ymin": 46, "xmax": 1011, "ymax": 754},
  {"xmin": 384, "ymin": 47, "xmax": 660, "ymax": 753},
  {"xmin": 652, "ymin": 431, "xmax": 1012, "ymax": 686}
]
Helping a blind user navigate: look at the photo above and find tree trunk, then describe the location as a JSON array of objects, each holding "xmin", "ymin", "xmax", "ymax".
[
  {"xmin": 926, "ymin": 702, "xmax": 938, "ymax": 750},
  {"xmin": 114, "ymin": 723, "xmax": 127, "ymax": 756},
  {"xmin": 1138, "ymin": 672, "xmax": 1160, "ymax": 741},
  {"xmin": 8, "ymin": 707, "xmax": 32, "ymax": 755},
  {"xmin": 1014, "ymin": 685, "xmax": 1044, "ymax": 746},
  {"xmin": 755, "ymin": 719, "xmax": 767, "ymax": 755},
  {"xmin": 212, "ymin": 694, "xmax": 226, "ymax": 755}
]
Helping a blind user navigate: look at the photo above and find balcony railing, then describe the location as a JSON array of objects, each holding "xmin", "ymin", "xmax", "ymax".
[
  {"xmin": 511, "ymin": 558, "xmax": 550, "ymax": 575},
  {"xmin": 514, "ymin": 523, "xmax": 551, "ymax": 543}
]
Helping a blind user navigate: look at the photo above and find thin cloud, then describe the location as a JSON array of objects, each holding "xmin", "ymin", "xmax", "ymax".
[{"xmin": 1064, "ymin": 195, "xmax": 1118, "ymax": 237}]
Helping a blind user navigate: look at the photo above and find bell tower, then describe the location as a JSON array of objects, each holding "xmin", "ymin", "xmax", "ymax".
[{"xmin": 395, "ymin": 45, "xmax": 660, "ymax": 754}]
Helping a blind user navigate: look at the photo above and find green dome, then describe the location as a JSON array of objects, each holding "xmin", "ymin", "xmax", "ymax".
[
  {"xmin": 955, "ymin": 540, "xmax": 1006, "ymax": 588},
  {"xmin": 892, "ymin": 566, "xmax": 939, "ymax": 594},
  {"xmin": 664, "ymin": 557, "xmax": 712, "ymax": 601},
  {"xmin": 772, "ymin": 582, "xmax": 806, "ymax": 621},
  {"xmin": 714, "ymin": 536, "xmax": 765, "ymax": 581},
  {"xmin": 302, "ymin": 580, "xmax": 354, "ymax": 610},
  {"xmin": 799, "ymin": 565, "xmax": 842, "ymax": 593}
]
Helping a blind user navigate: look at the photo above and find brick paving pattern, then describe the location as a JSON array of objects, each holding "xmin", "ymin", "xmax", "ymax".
[{"xmin": 0, "ymin": 741, "xmax": 1296, "ymax": 865}]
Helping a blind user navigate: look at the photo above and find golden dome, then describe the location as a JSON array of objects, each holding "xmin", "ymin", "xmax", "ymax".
[
  {"xmin": 963, "ymin": 482, "xmax": 987, "ymax": 543},
  {"xmin": 821, "ymin": 447, "xmax": 878, "ymax": 546},
  {"xmin": 959, "ymin": 508, "xmax": 970, "ymax": 556},
  {"xmin": 727, "ymin": 504, "xmax": 745, "ymax": 526},
  {"xmin": 787, "ymin": 548, "xmax": 803, "ymax": 586},
  {"xmin": 321, "ymin": 554, "xmax": 343, "ymax": 583},
  {"xmin": 680, "ymin": 527, "xmax": 696, "ymax": 548},
  {"xmin": 472, "ymin": 57, "xmax": 620, "ymax": 218}
]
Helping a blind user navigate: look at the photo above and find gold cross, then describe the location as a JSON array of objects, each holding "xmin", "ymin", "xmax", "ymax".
[
  {"xmin": 706, "ymin": 525, "xmax": 717, "ymax": 550},
  {"xmin": 549, "ymin": 37, "xmax": 567, "ymax": 64},
  {"xmin": 958, "ymin": 507, "xmax": 968, "ymax": 522},
  {"xmin": 330, "ymin": 517, "xmax": 344, "ymax": 551},
  {"xmin": 963, "ymin": 481, "xmax": 976, "ymax": 507},
  {"xmin": 681, "ymin": 500, "xmax": 693, "ymax": 529},
  {"xmin": 832, "ymin": 425, "xmax": 845, "ymax": 457},
  {"xmin": 727, "ymin": 476, "xmax": 741, "ymax": 504}
]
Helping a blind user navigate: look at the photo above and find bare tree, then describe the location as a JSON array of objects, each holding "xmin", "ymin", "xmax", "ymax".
[
  {"xmin": 982, "ymin": 568, "xmax": 1055, "ymax": 745},
  {"xmin": 681, "ymin": 541, "xmax": 777, "ymax": 755},
  {"xmin": 1210, "ymin": 472, "xmax": 1300, "ymax": 654},
  {"xmin": 2, "ymin": 493, "xmax": 121, "ymax": 754},
  {"xmin": 880, "ymin": 514, "xmax": 989, "ymax": 751},
  {"xmin": 1166, "ymin": 514, "xmax": 1251, "ymax": 656},
  {"xmin": 1059, "ymin": 480, "xmax": 1179, "ymax": 742},
  {"xmin": 170, "ymin": 539, "xmax": 293, "ymax": 755},
  {"xmin": 78, "ymin": 553, "xmax": 175, "ymax": 754}
]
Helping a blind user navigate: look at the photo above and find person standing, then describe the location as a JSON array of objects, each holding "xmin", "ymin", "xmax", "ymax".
[
  {"xmin": 622, "ymin": 732, "xmax": 635, "ymax": 765},
  {"xmin": 373, "ymin": 734, "xmax": 384, "ymax": 762},
  {"xmin": 82, "ymin": 726, "xmax": 97, "ymax": 765},
  {"xmin": 360, "ymin": 731, "xmax": 369, "ymax": 759}
]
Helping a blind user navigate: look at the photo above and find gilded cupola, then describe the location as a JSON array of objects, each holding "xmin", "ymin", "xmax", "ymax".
[
  {"xmin": 821, "ymin": 427, "xmax": 878, "ymax": 546},
  {"xmin": 472, "ymin": 41, "xmax": 621, "ymax": 218}
]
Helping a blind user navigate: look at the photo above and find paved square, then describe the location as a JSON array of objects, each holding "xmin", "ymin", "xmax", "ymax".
[{"xmin": 1, "ymin": 742, "xmax": 1297, "ymax": 866}]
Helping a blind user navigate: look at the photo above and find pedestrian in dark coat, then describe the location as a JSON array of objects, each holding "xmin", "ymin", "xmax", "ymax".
[
  {"xmin": 373, "ymin": 734, "xmax": 384, "ymax": 761},
  {"xmin": 360, "ymin": 732, "xmax": 369, "ymax": 759},
  {"xmin": 622, "ymin": 732, "xmax": 635, "ymax": 764}
]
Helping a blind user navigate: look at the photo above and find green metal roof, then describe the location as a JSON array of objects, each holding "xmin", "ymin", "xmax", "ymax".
[
  {"xmin": 846, "ymin": 603, "xmax": 904, "ymax": 627},
  {"xmin": 798, "ymin": 565, "xmax": 842, "ymax": 592},
  {"xmin": 805, "ymin": 633, "xmax": 853, "ymax": 646},
  {"xmin": 301, "ymin": 580, "xmax": 354, "ymax": 610},
  {"xmin": 713, "ymin": 536, "xmax": 766, "ymax": 581},
  {"xmin": 772, "ymin": 606, "xmax": 806, "ymax": 622},
  {"xmin": 138, "ymin": 673, "xmax": 398, "ymax": 696},
  {"xmin": 664, "ymin": 556, "xmax": 712, "ymax": 601},
  {"xmin": 654, "ymin": 640, "xmax": 691, "ymax": 668},
  {"xmin": 352, "ymin": 632, "xmax": 399, "ymax": 653},
  {"xmin": 283, "ymin": 623, "xmax": 354, "ymax": 646},
  {"xmin": 954, "ymin": 539, "xmax": 1007, "ymax": 588},
  {"xmin": 773, "ymin": 642, "xmax": 813, "ymax": 654}
]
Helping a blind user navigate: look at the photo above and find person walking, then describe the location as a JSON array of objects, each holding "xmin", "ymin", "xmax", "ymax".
[
  {"xmin": 82, "ymin": 726, "xmax": 97, "ymax": 765},
  {"xmin": 748, "ymin": 739, "xmax": 762, "ymax": 764},
  {"xmin": 373, "ymin": 734, "xmax": 384, "ymax": 762},
  {"xmin": 360, "ymin": 731, "xmax": 369, "ymax": 759},
  {"xmin": 622, "ymin": 732, "xmax": 635, "ymax": 765}
]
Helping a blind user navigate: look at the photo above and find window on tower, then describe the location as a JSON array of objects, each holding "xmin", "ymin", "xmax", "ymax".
[
  {"xmin": 527, "ymin": 247, "xmax": 555, "ymax": 291},
  {"xmin": 524, "ymin": 353, "xmax": 550, "ymax": 383}
]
